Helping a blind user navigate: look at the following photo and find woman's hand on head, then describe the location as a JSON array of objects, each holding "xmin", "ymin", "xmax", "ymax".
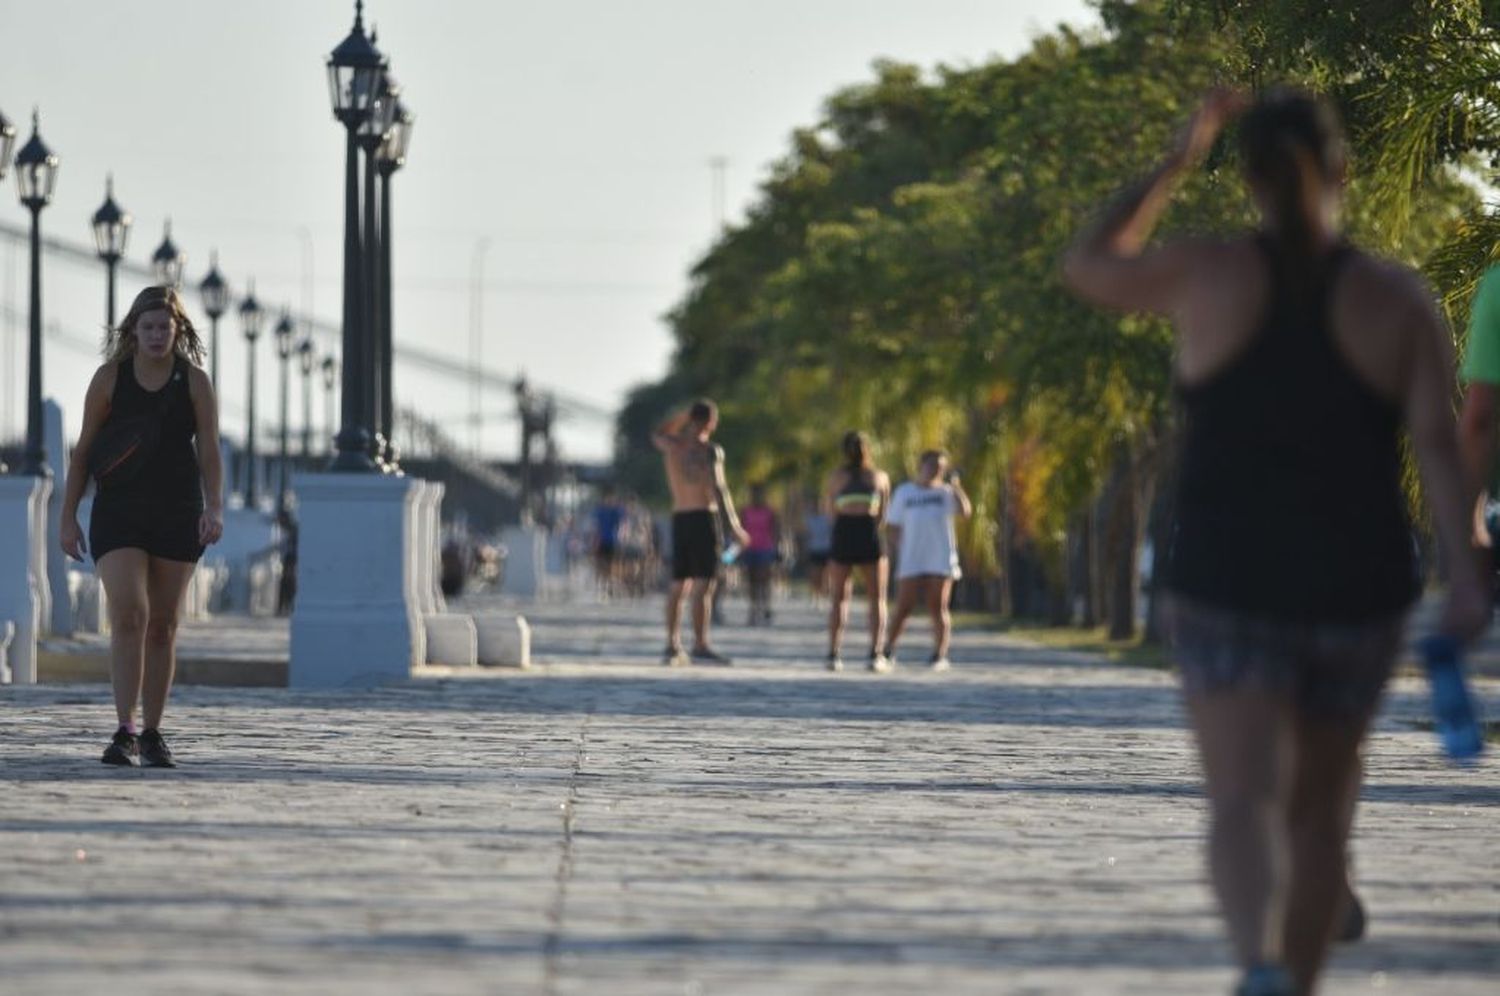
[
  {"xmin": 59, "ymin": 518, "xmax": 87, "ymax": 562},
  {"xmin": 1172, "ymin": 88, "xmax": 1251, "ymax": 166},
  {"xmin": 199, "ymin": 508, "xmax": 225, "ymax": 547}
]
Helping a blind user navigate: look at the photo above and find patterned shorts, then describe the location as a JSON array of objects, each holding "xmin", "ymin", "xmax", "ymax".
[{"xmin": 1161, "ymin": 594, "xmax": 1407, "ymax": 721}]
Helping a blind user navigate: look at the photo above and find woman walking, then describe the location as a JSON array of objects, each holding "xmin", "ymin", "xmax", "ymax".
[
  {"xmin": 739, "ymin": 484, "xmax": 780, "ymax": 625},
  {"xmin": 883, "ymin": 450, "xmax": 972, "ymax": 670},
  {"xmin": 825, "ymin": 431, "xmax": 892, "ymax": 672},
  {"xmin": 1064, "ymin": 89, "xmax": 1486, "ymax": 995},
  {"xmin": 59, "ymin": 286, "xmax": 224, "ymax": 768}
]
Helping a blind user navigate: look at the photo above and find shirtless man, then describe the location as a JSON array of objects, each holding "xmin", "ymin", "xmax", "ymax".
[{"xmin": 653, "ymin": 399, "xmax": 749, "ymax": 665}]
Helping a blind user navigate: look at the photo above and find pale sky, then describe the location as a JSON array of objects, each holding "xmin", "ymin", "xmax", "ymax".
[{"xmin": 0, "ymin": 0, "xmax": 1097, "ymax": 462}]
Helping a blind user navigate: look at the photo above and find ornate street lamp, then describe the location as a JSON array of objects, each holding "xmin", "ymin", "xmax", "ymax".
[
  {"xmin": 239, "ymin": 284, "xmax": 263, "ymax": 506},
  {"xmin": 15, "ymin": 110, "xmax": 59, "ymax": 477},
  {"xmin": 198, "ymin": 251, "xmax": 230, "ymax": 392},
  {"xmin": 376, "ymin": 93, "xmax": 413, "ymax": 470},
  {"xmin": 359, "ymin": 63, "xmax": 399, "ymax": 468},
  {"xmin": 320, "ymin": 355, "xmax": 337, "ymax": 457},
  {"xmin": 298, "ymin": 337, "xmax": 315, "ymax": 461},
  {"xmin": 326, "ymin": 0, "xmax": 385, "ymax": 471},
  {"xmin": 91, "ymin": 175, "xmax": 132, "ymax": 329},
  {"xmin": 274, "ymin": 311, "xmax": 295, "ymax": 513},
  {"xmin": 151, "ymin": 219, "xmax": 185, "ymax": 289}
]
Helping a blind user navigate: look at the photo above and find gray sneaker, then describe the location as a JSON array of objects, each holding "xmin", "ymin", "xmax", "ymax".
[
  {"xmin": 867, "ymin": 652, "xmax": 893, "ymax": 674},
  {"xmin": 826, "ymin": 653, "xmax": 843, "ymax": 672},
  {"xmin": 928, "ymin": 655, "xmax": 951, "ymax": 672}
]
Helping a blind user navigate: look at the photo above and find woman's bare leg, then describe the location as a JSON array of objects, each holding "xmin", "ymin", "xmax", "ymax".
[
  {"xmin": 97, "ymin": 549, "xmax": 150, "ymax": 727},
  {"xmin": 142, "ymin": 557, "xmax": 197, "ymax": 729},
  {"xmin": 1282, "ymin": 709, "xmax": 1375, "ymax": 993},
  {"xmin": 863, "ymin": 560, "xmax": 888, "ymax": 654},
  {"xmin": 826, "ymin": 563, "xmax": 852, "ymax": 655},
  {"xmin": 886, "ymin": 575, "xmax": 921, "ymax": 655},
  {"xmin": 1185, "ymin": 687, "xmax": 1297, "ymax": 970},
  {"xmin": 928, "ymin": 577, "xmax": 954, "ymax": 658}
]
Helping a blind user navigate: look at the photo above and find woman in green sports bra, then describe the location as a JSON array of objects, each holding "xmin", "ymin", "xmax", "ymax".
[{"xmin": 824, "ymin": 431, "xmax": 892, "ymax": 672}]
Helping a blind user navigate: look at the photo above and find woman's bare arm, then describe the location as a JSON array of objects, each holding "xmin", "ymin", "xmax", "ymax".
[
  {"xmin": 189, "ymin": 366, "xmax": 226, "ymax": 546},
  {"xmin": 1405, "ymin": 285, "xmax": 1491, "ymax": 640},
  {"xmin": 59, "ymin": 366, "xmax": 114, "ymax": 560}
]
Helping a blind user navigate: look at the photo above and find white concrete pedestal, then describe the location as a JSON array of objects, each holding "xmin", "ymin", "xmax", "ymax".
[
  {"xmin": 0, "ymin": 475, "xmax": 52, "ymax": 684},
  {"xmin": 289, "ymin": 472, "xmax": 423, "ymax": 688},
  {"xmin": 500, "ymin": 525, "xmax": 547, "ymax": 598}
]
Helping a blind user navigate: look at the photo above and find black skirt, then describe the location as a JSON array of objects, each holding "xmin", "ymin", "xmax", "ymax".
[{"xmin": 831, "ymin": 514, "xmax": 883, "ymax": 566}]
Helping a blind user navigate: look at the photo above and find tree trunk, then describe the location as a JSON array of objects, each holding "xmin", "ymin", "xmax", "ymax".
[{"xmin": 1102, "ymin": 441, "xmax": 1138, "ymax": 641}]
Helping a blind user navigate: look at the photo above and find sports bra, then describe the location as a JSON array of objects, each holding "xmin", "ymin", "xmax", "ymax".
[{"xmin": 834, "ymin": 469, "xmax": 879, "ymax": 515}]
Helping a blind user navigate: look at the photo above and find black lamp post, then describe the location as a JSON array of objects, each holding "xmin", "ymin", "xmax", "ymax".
[
  {"xmin": 152, "ymin": 219, "xmax": 185, "ymax": 289},
  {"xmin": 198, "ymin": 251, "xmax": 230, "ymax": 393},
  {"xmin": 15, "ymin": 110, "xmax": 59, "ymax": 478},
  {"xmin": 326, "ymin": 0, "xmax": 385, "ymax": 471},
  {"xmin": 376, "ymin": 93, "xmax": 412, "ymax": 470},
  {"xmin": 274, "ymin": 311, "xmax": 295, "ymax": 513},
  {"xmin": 298, "ymin": 337, "xmax": 315, "ymax": 461},
  {"xmin": 90, "ymin": 175, "xmax": 131, "ymax": 329},
  {"xmin": 239, "ymin": 285, "xmax": 263, "ymax": 506},
  {"xmin": 359, "ymin": 64, "xmax": 399, "ymax": 468},
  {"xmin": 320, "ymin": 356, "xmax": 337, "ymax": 457}
]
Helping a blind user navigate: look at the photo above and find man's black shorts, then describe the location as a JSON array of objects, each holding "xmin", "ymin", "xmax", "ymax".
[{"xmin": 672, "ymin": 510, "xmax": 721, "ymax": 581}]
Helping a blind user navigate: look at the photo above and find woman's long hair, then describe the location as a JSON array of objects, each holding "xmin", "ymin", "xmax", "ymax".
[
  {"xmin": 842, "ymin": 430, "xmax": 872, "ymax": 475},
  {"xmin": 104, "ymin": 285, "xmax": 206, "ymax": 366},
  {"xmin": 1238, "ymin": 88, "xmax": 1345, "ymax": 267}
]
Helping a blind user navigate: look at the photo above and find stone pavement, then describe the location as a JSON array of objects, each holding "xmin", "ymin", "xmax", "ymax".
[{"xmin": 1, "ymin": 594, "xmax": 1496, "ymax": 995}]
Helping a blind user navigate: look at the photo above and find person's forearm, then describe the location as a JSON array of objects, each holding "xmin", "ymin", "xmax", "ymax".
[
  {"xmin": 60, "ymin": 454, "xmax": 90, "ymax": 518},
  {"xmin": 1458, "ymin": 405, "xmax": 1495, "ymax": 501},
  {"xmin": 199, "ymin": 443, "xmax": 224, "ymax": 510},
  {"xmin": 1417, "ymin": 427, "xmax": 1484, "ymax": 587},
  {"xmin": 655, "ymin": 410, "xmax": 689, "ymax": 438},
  {"xmin": 1068, "ymin": 155, "xmax": 1188, "ymax": 266}
]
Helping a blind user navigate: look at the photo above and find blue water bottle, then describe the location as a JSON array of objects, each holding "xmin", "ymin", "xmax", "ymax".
[{"xmin": 1416, "ymin": 634, "xmax": 1485, "ymax": 763}]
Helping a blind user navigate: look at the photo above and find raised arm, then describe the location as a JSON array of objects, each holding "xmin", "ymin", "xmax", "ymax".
[
  {"xmin": 189, "ymin": 366, "xmax": 225, "ymax": 547},
  {"xmin": 58, "ymin": 365, "xmax": 115, "ymax": 561},
  {"xmin": 948, "ymin": 472, "xmax": 973, "ymax": 519},
  {"xmin": 1405, "ymin": 285, "xmax": 1490, "ymax": 641},
  {"xmin": 651, "ymin": 409, "xmax": 691, "ymax": 452},
  {"xmin": 1062, "ymin": 89, "xmax": 1247, "ymax": 315}
]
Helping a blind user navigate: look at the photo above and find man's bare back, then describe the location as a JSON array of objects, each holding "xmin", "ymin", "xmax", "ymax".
[{"xmin": 660, "ymin": 434, "xmax": 721, "ymax": 512}]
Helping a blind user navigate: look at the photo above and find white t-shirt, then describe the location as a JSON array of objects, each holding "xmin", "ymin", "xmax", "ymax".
[{"xmin": 887, "ymin": 482, "xmax": 961, "ymax": 580}]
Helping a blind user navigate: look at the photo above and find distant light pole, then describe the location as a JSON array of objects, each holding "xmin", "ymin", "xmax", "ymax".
[
  {"xmin": 15, "ymin": 110, "xmax": 59, "ymax": 477},
  {"xmin": 0, "ymin": 108, "xmax": 14, "ymax": 474},
  {"xmin": 90, "ymin": 175, "xmax": 131, "ymax": 329},
  {"xmin": 320, "ymin": 355, "xmax": 337, "ymax": 457},
  {"xmin": 298, "ymin": 337, "xmax": 315, "ymax": 461},
  {"xmin": 376, "ymin": 92, "xmax": 413, "ymax": 470},
  {"xmin": 274, "ymin": 311, "xmax": 295, "ymax": 514},
  {"xmin": 151, "ymin": 219, "xmax": 185, "ymax": 289},
  {"xmin": 198, "ymin": 251, "xmax": 230, "ymax": 393},
  {"xmin": 359, "ymin": 63, "xmax": 399, "ymax": 467},
  {"xmin": 326, "ymin": 0, "xmax": 385, "ymax": 471},
  {"xmin": 239, "ymin": 285, "xmax": 263, "ymax": 507}
]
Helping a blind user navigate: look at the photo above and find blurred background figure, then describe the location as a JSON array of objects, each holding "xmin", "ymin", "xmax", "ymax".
[{"xmin": 740, "ymin": 484, "xmax": 781, "ymax": 625}]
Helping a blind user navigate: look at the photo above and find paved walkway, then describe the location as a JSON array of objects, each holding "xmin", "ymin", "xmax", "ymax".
[{"xmin": 1, "ymin": 594, "xmax": 1496, "ymax": 995}]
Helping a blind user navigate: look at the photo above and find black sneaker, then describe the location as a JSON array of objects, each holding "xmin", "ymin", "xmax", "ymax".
[
  {"xmin": 138, "ymin": 728, "xmax": 177, "ymax": 769},
  {"xmin": 1337, "ymin": 889, "xmax": 1366, "ymax": 943},
  {"xmin": 691, "ymin": 646, "xmax": 733, "ymax": 666},
  {"xmin": 102, "ymin": 728, "xmax": 140, "ymax": 767},
  {"xmin": 662, "ymin": 646, "xmax": 690, "ymax": 667},
  {"xmin": 826, "ymin": 652, "xmax": 843, "ymax": 672}
]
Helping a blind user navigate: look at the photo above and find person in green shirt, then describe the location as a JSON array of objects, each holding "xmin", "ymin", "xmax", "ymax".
[{"xmin": 1460, "ymin": 266, "xmax": 1500, "ymax": 525}]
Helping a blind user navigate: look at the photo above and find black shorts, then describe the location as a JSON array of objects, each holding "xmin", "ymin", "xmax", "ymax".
[
  {"xmin": 808, "ymin": 551, "xmax": 831, "ymax": 567},
  {"xmin": 672, "ymin": 510, "xmax": 721, "ymax": 581},
  {"xmin": 831, "ymin": 515, "xmax": 883, "ymax": 566},
  {"xmin": 90, "ymin": 494, "xmax": 204, "ymax": 564}
]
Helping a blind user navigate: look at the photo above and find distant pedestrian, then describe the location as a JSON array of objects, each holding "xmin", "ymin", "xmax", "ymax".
[
  {"xmin": 592, "ymin": 487, "xmax": 625, "ymax": 597},
  {"xmin": 825, "ymin": 431, "xmax": 892, "ymax": 672},
  {"xmin": 1064, "ymin": 89, "xmax": 1486, "ymax": 996},
  {"xmin": 652, "ymin": 399, "xmax": 748, "ymax": 665},
  {"xmin": 58, "ymin": 286, "xmax": 225, "ymax": 769},
  {"xmin": 883, "ymin": 450, "xmax": 972, "ymax": 669},
  {"xmin": 740, "ymin": 484, "xmax": 780, "ymax": 625}
]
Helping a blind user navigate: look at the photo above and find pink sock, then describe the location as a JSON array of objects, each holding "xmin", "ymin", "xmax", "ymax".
[{"xmin": 118, "ymin": 721, "xmax": 138, "ymax": 736}]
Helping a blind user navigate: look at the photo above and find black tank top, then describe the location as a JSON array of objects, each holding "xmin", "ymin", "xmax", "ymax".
[
  {"xmin": 101, "ymin": 355, "xmax": 203, "ymax": 507},
  {"xmin": 1163, "ymin": 238, "xmax": 1418, "ymax": 622}
]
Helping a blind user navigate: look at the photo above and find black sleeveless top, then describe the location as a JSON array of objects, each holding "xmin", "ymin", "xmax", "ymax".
[
  {"xmin": 1163, "ymin": 238, "xmax": 1418, "ymax": 622},
  {"xmin": 99, "ymin": 355, "xmax": 203, "ymax": 508}
]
